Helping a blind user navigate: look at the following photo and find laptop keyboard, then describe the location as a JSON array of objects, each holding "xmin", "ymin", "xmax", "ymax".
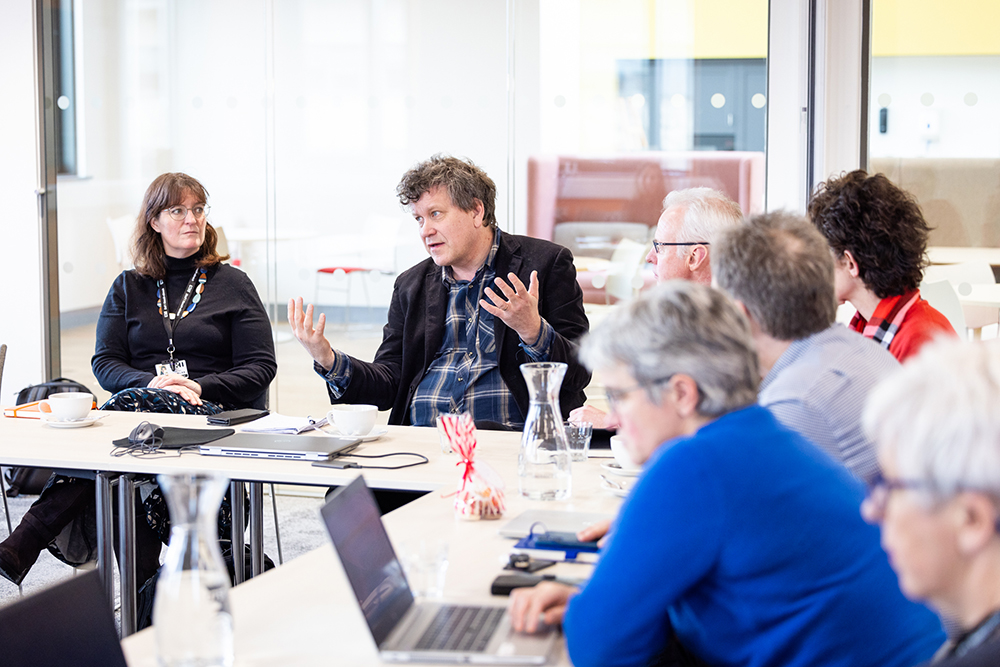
[{"xmin": 415, "ymin": 605, "xmax": 505, "ymax": 652}]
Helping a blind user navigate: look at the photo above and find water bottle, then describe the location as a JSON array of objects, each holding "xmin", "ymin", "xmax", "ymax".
[
  {"xmin": 518, "ymin": 362, "xmax": 572, "ymax": 500},
  {"xmin": 153, "ymin": 472, "xmax": 234, "ymax": 667}
]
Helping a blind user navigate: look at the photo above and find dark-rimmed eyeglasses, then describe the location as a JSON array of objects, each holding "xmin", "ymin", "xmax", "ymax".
[
  {"xmin": 162, "ymin": 204, "xmax": 210, "ymax": 222},
  {"xmin": 605, "ymin": 375, "xmax": 676, "ymax": 411},
  {"xmin": 652, "ymin": 240, "xmax": 709, "ymax": 254},
  {"xmin": 862, "ymin": 472, "xmax": 930, "ymax": 520}
]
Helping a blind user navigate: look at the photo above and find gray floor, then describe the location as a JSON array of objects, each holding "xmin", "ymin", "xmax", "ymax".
[{"xmin": 0, "ymin": 485, "xmax": 331, "ymax": 608}]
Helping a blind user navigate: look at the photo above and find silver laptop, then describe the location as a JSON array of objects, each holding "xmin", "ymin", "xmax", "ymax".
[
  {"xmin": 321, "ymin": 476, "xmax": 559, "ymax": 664},
  {"xmin": 498, "ymin": 510, "xmax": 613, "ymax": 539},
  {"xmin": 199, "ymin": 432, "xmax": 360, "ymax": 461}
]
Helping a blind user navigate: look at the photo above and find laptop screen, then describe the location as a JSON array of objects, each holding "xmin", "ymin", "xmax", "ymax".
[{"xmin": 321, "ymin": 476, "xmax": 415, "ymax": 646}]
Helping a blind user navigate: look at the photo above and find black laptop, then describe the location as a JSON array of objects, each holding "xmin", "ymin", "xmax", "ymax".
[{"xmin": 0, "ymin": 569, "xmax": 127, "ymax": 667}]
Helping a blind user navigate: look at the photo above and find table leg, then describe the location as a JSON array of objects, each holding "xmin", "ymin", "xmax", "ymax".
[
  {"xmin": 118, "ymin": 474, "xmax": 138, "ymax": 637},
  {"xmin": 230, "ymin": 481, "xmax": 245, "ymax": 584},
  {"xmin": 249, "ymin": 482, "xmax": 264, "ymax": 576},
  {"xmin": 95, "ymin": 472, "xmax": 116, "ymax": 620}
]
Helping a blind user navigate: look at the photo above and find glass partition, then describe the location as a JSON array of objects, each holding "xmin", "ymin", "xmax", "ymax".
[
  {"xmin": 54, "ymin": 0, "xmax": 768, "ymax": 417},
  {"xmin": 869, "ymin": 0, "xmax": 1000, "ymax": 251}
]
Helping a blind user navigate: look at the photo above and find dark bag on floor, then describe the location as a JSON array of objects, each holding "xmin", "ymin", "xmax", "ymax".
[{"xmin": 4, "ymin": 377, "xmax": 95, "ymax": 497}]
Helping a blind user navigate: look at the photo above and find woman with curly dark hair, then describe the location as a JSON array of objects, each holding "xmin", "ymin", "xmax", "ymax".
[{"xmin": 808, "ymin": 170, "xmax": 956, "ymax": 362}]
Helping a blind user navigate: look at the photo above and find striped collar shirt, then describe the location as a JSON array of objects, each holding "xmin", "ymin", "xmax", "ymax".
[{"xmin": 758, "ymin": 324, "xmax": 898, "ymax": 483}]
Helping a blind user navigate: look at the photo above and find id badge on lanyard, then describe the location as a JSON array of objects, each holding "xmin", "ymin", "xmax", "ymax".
[{"xmin": 156, "ymin": 267, "xmax": 207, "ymax": 378}]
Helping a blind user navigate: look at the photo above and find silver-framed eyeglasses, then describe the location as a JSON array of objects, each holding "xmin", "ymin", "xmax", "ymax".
[
  {"xmin": 605, "ymin": 375, "xmax": 676, "ymax": 410},
  {"xmin": 651, "ymin": 240, "xmax": 709, "ymax": 254},
  {"xmin": 163, "ymin": 204, "xmax": 210, "ymax": 222}
]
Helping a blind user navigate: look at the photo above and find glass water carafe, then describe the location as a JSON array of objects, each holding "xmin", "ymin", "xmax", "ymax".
[
  {"xmin": 518, "ymin": 362, "xmax": 572, "ymax": 500},
  {"xmin": 153, "ymin": 472, "xmax": 234, "ymax": 667}
]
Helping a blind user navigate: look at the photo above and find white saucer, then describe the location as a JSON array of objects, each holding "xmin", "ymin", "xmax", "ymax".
[
  {"xmin": 599, "ymin": 477, "xmax": 631, "ymax": 498},
  {"xmin": 328, "ymin": 426, "xmax": 388, "ymax": 442},
  {"xmin": 600, "ymin": 461, "xmax": 641, "ymax": 477},
  {"xmin": 42, "ymin": 415, "xmax": 101, "ymax": 429}
]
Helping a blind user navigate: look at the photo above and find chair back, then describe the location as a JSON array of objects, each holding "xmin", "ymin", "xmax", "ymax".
[
  {"xmin": 923, "ymin": 261, "xmax": 998, "ymax": 330},
  {"xmin": 603, "ymin": 238, "xmax": 648, "ymax": 304},
  {"xmin": 920, "ymin": 280, "xmax": 968, "ymax": 339}
]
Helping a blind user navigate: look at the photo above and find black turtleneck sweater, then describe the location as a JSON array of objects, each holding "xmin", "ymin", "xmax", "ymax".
[{"xmin": 92, "ymin": 255, "xmax": 276, "ymax": 409}]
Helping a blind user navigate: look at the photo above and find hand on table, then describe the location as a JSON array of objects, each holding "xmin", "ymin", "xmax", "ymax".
[
  {"xmin": 569, "ymin": 405, "xmax": 619, "ymax": 430},
  {"xmin": 481, "ymin": 271, "xmax": 542, "ymax": 345},
  {"xmin": 288, "ymin": 297, "xmax": 336, "ymax": 371},
  {"xmin": 508, "ymin": 581, "xmax": 575, "ymax": 634},
  {"xmin": 147, "ymin": 374, "xmax": 203, "ymax": 406},
  {"xmin": 576, "ymin": 519, "xmax": 612, "ymax": 547}
]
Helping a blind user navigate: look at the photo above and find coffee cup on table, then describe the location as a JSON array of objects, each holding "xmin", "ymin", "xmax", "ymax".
[
  {"xmin": 609, "ymin": 435, "xmax": 642, "ymax": 472},
  {"xmin": 39, "ymin": 392, "xmax": 94, "ymax": 422},
  {"xmin": 328, "ymin": 404, "xmax": 378, "ymax": 436}
]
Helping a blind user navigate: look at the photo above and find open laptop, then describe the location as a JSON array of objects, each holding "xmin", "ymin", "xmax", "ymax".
[
  {"xmin": 321, "ymin": 476, "xmax": 559, "ymax": 664},
  {"xmin": 199, "ymin": 432, "xmax": 360, "ymax": 461},
  {"xmin": 0, "ymin": 569, "xmax": 127, "ymax": 667}
]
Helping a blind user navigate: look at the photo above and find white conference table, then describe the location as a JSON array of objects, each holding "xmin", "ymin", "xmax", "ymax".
[
  {"xmin": 120, "ymin": 442, "xmax": 623, "ymax": 666},
  {"xmin": 0, "ymin": 411, "xmax": 623, "ymax": 657},
  {"xmin": 927, "ymin": 246, "xmax": 1000, "ymax": 267}
]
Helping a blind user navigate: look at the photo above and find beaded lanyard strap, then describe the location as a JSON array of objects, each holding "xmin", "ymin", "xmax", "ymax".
[{"xmin": 156, "ymin": 267, "xmax": 208, "ymax": 320}]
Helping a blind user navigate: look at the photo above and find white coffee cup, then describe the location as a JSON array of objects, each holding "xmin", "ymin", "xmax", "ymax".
[
  {"xmin": 328, "ymin": 404, "xmax": 378, "ymax": 436},
  {"xmin": 39, "ymin": 392, "xmax": 94, "ymax": 422},
  {"xmin": 609, "ymin": 435, "xmax": 642, "ymax": 472}
]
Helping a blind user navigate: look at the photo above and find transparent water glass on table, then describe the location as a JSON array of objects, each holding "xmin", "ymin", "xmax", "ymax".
[{"xmin": 563, "ymin": 421, "xmax": 593, "ymax": 462}]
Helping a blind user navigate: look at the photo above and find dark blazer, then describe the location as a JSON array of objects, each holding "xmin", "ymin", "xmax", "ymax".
[{"xmin": 331, "ymin": 233, "xmax": 591, "ymax": 425}]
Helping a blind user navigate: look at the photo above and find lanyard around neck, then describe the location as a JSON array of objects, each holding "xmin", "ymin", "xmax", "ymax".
[{"xmin": 157, "ymin": 267, "xmax": 207, "ymax": 357}]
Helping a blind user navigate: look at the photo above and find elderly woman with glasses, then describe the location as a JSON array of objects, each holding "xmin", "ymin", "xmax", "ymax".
[
  {"xmin": 863, "ymin": 339, "xmax": 1000, "ymax": 665},
  {"xmin": 0, "ymin": 173, "xmax": 276, "ymax": 594},
  {"xmin": 509, "ymin": 281, "xmax": 943, "ymax": 667}
]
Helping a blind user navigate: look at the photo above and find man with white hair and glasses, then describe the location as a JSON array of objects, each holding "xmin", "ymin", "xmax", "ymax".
[
  {"xmin": 510, "ymin": 281, "xmax": 943, "ymax": 667},
  {"xmin": 713, "ymin": 211, "xmax": 898, "ymax": 483},
  {"xmin": 863, "ymin": 338, "xmax": 1000, "ymax": 665},
  {"xmin": 570, "ymin": 187, "xmax": 743, "ymax": 429}
]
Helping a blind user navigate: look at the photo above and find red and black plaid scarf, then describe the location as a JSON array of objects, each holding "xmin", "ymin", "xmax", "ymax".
[{"xmin": 849, "ymin": 290, "xmax": 920, "ymax": 349}]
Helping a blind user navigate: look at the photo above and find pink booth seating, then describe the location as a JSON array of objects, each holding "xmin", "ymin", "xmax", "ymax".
[{"xmin": 527, "ymin": 152, "xmax": 764, "ymax": 303}]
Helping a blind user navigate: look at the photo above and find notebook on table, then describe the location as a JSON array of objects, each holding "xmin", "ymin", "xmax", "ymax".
[
  {"xmin": 321, "ymin": 476, "xmax": 559, "ymax": 665},
  {"xmin": 199, "ymin": 432, "xmax": 360, "ymax": 461}
]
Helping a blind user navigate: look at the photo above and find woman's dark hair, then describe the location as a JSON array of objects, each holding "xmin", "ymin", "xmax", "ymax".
[
  {"xmin": 131, "ymin": 172, "xmax": 228, "ymax": 279},
  {"xmin": 808, "ymin": 170, "xmax": 930, "ymax": 298},
  {"xmin": 396, "ymin": 154, "xmax": 497, "ymax": 227}
]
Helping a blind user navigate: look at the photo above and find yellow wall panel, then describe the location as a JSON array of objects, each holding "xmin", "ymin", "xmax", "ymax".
[{"xmin": 873, "ymin": 0, "xmax": 1000, "ymax": 56}]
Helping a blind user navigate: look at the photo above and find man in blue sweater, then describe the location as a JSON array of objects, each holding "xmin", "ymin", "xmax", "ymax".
[{"xmin": 509, "ymin": 281, "xmax": 944, "ymax": 667}]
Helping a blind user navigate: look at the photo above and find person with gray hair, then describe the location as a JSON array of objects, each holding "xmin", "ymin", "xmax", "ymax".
[
  {"xmin": 713, "ymin": 211, "xmax": 898, "ymax": 482},
  {"xmin": 862, "ymin": 338, "xmax": 1000, "ymax": 665},
  {"xmin": 570, "ymin": 187, "xmax": 743, "ymax": 429},
  {"xmin": 644, "ymin": 186, "xmax": 744, "ymax": 284},
  {"xmin": 509, "ymin": 281, "xmax": 943, "ymax": 667}
]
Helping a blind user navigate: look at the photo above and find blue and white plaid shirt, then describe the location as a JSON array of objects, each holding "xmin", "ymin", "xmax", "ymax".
[{"xmin": 317, "ymin": 229, "xmax": 555, "ymax": 428}]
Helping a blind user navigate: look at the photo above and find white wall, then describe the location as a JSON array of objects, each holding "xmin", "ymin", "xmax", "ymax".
[
  {"xmin": 869, "ymin": 55, "xmax": 1000, "ymax": 159},
  {"xmin": 0, "ymin": 0, "xmax": 46, "ymax": 401}
]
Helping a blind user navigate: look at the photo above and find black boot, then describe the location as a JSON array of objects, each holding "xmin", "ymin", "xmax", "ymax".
[
  {"xmin": 0, "ymin": 477, "xmax": 94, "ymax": 585},
  {"xmin": 0, "ymin": 520, "xmax": 49, "ymax": 585}
]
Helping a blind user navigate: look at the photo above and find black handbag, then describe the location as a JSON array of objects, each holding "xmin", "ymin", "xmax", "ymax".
[{"xmin": 4, "ymin": 377, "xmax": 95, "ymax": 497}]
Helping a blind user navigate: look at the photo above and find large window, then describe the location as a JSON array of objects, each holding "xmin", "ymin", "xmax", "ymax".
[
  {"xmin": 868, "ymin": 0, "xmax": 1000, "ymax": 249},
  {"xmin": 52, "ymin": 0, "xmax": 768, "ymax": 416}
]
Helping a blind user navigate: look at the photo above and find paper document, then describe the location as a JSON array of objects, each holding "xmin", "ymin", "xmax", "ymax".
[{"xmin": 239, "ymin": 413, "xmax": 327, "ymax": 435}]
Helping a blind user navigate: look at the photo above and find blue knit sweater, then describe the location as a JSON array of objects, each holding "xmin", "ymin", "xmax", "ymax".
[{"xmin": 563, "ymin": 405, "xmax": 944, "ymax": 667}]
